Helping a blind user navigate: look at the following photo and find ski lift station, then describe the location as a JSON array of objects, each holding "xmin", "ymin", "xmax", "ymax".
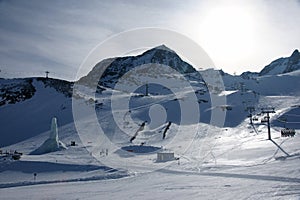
[{"xmin": 157, "ymin": 152, "xmax": 175, "ymax": 162}]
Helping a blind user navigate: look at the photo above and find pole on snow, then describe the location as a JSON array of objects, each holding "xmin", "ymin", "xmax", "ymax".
[{"xmin": 261, "ymin": 108, "xmax": 275, "ymax": 140}]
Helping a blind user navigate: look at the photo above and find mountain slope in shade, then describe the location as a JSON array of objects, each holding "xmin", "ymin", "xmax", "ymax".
[
  {"xmin": 259, "ymin": 49, "xmax": 300, "ymax": 76},
  {"xmin": 0, "ymin": 78, "xmax": 73, "ymax": 147}
]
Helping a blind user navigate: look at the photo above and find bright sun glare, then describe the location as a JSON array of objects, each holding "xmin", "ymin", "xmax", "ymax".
[{"xmin": 198, "ymin": 6, "xmax": 256, "ymax": 69}]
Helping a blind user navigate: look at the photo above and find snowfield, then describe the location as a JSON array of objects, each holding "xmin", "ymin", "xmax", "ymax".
[
  {"xmin": 0, "ymin": 121, "xmax": 299, "ymax": 199},
  {"xmin": 1, "ymin": 52, "xmax": 300, "ymax": 199}
]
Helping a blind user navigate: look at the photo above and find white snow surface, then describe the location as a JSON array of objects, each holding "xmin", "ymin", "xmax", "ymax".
[
  {"xmin": 0, "ymin": 71, "xmax": 300, "ymax": 199},
  {"xmin": 1, "ymin": 120, "xmax": 299, "ymax": 199},
  {"xmin": 0, "ymin": 78, "xmax": 73, "ymax": 147}
]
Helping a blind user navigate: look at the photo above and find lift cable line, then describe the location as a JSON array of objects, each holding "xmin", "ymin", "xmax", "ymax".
[
  {"xmin": 276, "ymin": 117, "xmax": 287, "ymax": 128},
  {"xmin": 281, "ymin": 113, "xmax": 300, "ymax": 117},
  {"xmin": 261, "ymin": 107, "xmax": 276, "ymax": 140}
]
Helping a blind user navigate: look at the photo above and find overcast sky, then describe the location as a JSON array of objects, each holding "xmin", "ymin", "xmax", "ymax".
[{"xmin": 1, "ymin": 0, "xmax": 300, "ymax": 80}]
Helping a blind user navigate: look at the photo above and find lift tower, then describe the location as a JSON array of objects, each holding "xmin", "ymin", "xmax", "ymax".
[{"xmin": 261, "ymin": 107, "xmax": 275, "ymax": 140}]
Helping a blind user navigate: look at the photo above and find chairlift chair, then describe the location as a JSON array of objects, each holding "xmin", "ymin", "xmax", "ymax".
[{"xmin": 281, "ymin": 128, "xmax": 296, "ymax": 137}]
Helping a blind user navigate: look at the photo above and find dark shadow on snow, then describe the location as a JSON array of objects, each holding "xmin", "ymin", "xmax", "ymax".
[
  {"xmin": 251, "ymin": 123, "xmax": 259, "ymax": 135},
  {"xmin": 158, "ymin": 169, "xmax": 300, "ymax": 183},
  {"xmin": 270, "ymin": 139, "xmax": 290, "ymax": 157},
  {"xmin": 0, "ymin": 160, "xmax": 114, "ymax": 173},
  {"xmin": 121, "ymin": 145, "xmax": 161, "ymax": 154},
  {"xmin": 115, "ymin": 145, "xmax": 162, "ymax": 158}
]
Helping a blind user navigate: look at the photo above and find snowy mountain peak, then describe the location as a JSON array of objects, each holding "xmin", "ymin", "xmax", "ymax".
[
  {"xmin": 78, "ymin": 45, "xmax": 197, "ymax": 88},
  {"xmin": 289, "ymin": 49, "xmax": 300, "ymax": 63},
  {"xmin": 291, "ymin": 48, "xmax": 299, "ymax": 56},
  {"xmin": 259, "ymin": 49, "xmax": 300, "ymax": 76},
  {"xmin": 151, "ymin": 44, "xmax": 174, "ymax": 52}
]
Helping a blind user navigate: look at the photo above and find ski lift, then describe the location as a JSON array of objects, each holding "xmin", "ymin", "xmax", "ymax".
[
  {"xmin": 12, "ymin": 154, "xmax": 21, "ymax": 160},
  {"xmin": 261, "ymin": 118, "xmax": 268, "ymax": 123},
  {"xmin": 226, "ymin": 106, "xmax": 233, "ymax": 110},
  {"xmin": 11, "ymin": 150, "xmax": 22, "ymax": 160},
  {"xmin": 281, "ymin": 128, "xmax": 296, "ymax": 137}
]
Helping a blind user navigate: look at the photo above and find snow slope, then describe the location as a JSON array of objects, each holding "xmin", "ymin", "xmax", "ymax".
[
  {"xmin": 1, "ymin": 47, "xmax": 300, "ymax": 199},
  {"xmin": 0, "ymin": 114, "xmax": 299, "ymax": 199},
  {"xmin": 1, "ymin": 72, "xmax": 300, "ymax": 199},
  {"xmin": 0, "ymin": 78, "xmax": 73, "ymax": 147}
]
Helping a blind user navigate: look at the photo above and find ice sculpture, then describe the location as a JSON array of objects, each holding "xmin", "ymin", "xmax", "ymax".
[{"xmin": 30, "ymin": 117, "xmax": 66, "ymax": 155}]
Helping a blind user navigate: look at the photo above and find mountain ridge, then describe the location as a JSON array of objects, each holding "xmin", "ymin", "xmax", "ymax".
[
  {"xmin": 259, "ymin": 49, "xmax": 300, "ymax": 76},
  {"xmin": 78, "ymin": 45, "xmax": 197, "ymax": 88}
]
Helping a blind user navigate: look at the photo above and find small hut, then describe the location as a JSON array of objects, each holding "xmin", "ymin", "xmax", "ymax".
[{"xmin": 157, "ymin": 152, "xmax": 175, "ymax": 162}]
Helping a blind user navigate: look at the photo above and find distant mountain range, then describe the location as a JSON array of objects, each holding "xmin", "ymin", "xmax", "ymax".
[{"xmin": 80, "ymin": 45, "xmax": 300, "ymax": 89}]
